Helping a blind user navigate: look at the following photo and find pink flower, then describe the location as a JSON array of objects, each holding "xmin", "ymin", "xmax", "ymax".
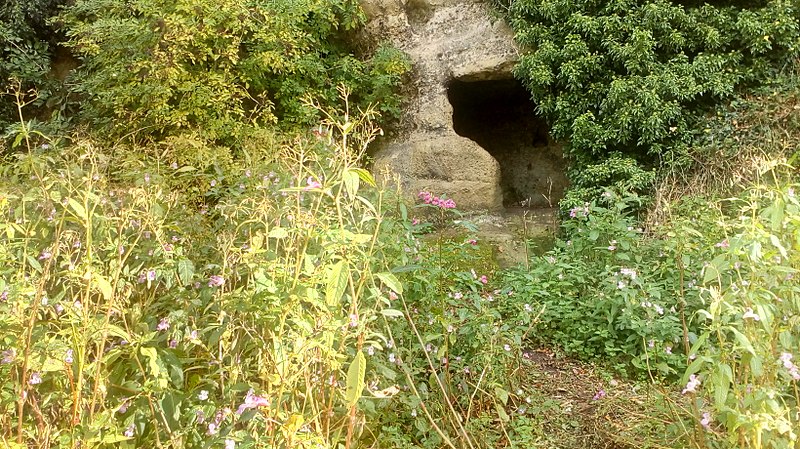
[
  {"xmin": 468, "ymin": 239, "xmax": 478, "ymax": 245},
  {"xmin": 208, "ymin": 275, "xmax": 225, "ymax": 287},
  {"xmin": 479, "ymin": 275, "xmax": 488, "ymax": 285},
  {"xmin": 742, "ymin": 307, "xmax": 760, "ymax": 321},
  {"xmin": 780, "ymin": 353, "xmax": 800, "ymax": 380},
  {"xmin": 236, "ymin": 389, "xmax": 270, "ymax": 415},
  {"xmin": 682, "ymin": 374, "xmax": 700, "ymax": 394},
  {"xmin": 417, "ymin": 191, "xmax": 456, "ymax": 209},
  {"xmin": 304, "ymin": 177, "xmax": 322, "ymax": 190},
  {"xmin": 592, "ymin": 389, "xmax": 606, "ymax": 400},
  {"xmin": 700, "ymin": 412, "xmax": 712, "ymax": 430},
  {"xmin": 156, "ymin": 317, "xmax": 170, "ymax": 331}
]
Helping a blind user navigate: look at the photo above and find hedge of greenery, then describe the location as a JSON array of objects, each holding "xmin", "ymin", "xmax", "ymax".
[
  {"xmin": 2, "ymin": 0, "xmax": 409, "ymax": 146},
  {"xmin": 500, "ymin": 0, "xmax": 799, "ymax": 206}
]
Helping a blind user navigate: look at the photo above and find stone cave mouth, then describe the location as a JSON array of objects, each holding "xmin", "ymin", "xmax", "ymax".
[{"xmin": 447, "ymin": 78, "xmax": 567, "ymax": 209}]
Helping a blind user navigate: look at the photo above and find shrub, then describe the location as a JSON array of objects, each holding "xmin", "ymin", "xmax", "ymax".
[
  {"xmin": 0, "ymin": 97, "xmax": 413, "ymax": 447},
  {"xmin": 58, "ymin": 0, "xmax": 410, "ymax": 144},
  {"xmin": 502, "ymin": 0, "xmax": 800, "ymax": 203},
  {"xmin": 0, "ymin": 0, "xmax": 67, "ymax": 130},
  {"xmin": 502, "ymin": 192, "xmax": 709, "ymax": 376}
]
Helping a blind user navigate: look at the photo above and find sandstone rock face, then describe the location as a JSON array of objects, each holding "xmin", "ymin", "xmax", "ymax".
[{"xmin": 363, "ymin": 0, "xmax": 519, "ymax": 211}]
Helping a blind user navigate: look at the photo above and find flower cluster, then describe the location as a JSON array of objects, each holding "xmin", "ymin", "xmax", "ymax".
[
  {"xmin": 569, "ymin": 204, "xmax": 589, "ymax": 218},
  {"xmin": 682, "ymin": 374, "xmax": 701, "ymax": 394},
  {"xmin": 779, "ymin": 353, "xmax": 800, "ymax": 380},
  {"xmin": 418, "ymin": 191, "xmax": 456, "ymax": 209},
  {"xmin": 208, "ymin": 275, "xmax": 225, "ymax": 287}
]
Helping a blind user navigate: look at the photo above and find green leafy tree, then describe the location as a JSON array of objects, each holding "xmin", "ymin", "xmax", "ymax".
[{"xmin": 59, "ymin": 0, "xmax": 410, "ymax": 144}]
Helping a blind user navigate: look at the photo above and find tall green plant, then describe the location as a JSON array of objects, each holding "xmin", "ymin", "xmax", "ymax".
[
  {"xmin": 0, "ymin": 90, "xmax": 411, "ymax": 448},
  {"xmin": 683, "ymin": 181, "xmax": 800, "ymax": 449}
]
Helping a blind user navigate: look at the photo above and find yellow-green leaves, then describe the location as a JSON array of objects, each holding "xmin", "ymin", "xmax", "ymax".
[
  {"xmin": 325, "ymin": 261, "xmax": 348, "ymax": 307},
  {"xmin": 375, "ymin": 272, "xmax": 402, "ymax": 295},
  {"xmin": 345, "ymin": 350, "xmax": 366, "ymax": 406},
  {"xmin": 93, "ymin": 273, "xmax": 113, "ymax": 300}
]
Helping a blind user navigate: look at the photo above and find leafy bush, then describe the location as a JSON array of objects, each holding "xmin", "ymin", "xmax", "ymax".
[
  {"xmin": 683, "ymin": 182, "xmax": 800, "ymax": 448},
  {"xmin": 502, "ymin": 172, "xmax": 800, "ymax": 447},
  {"xmin": 502, "ymin": 192, "xmax": 711, "ymax": 376},
  {"xmin": 372, "ymin": 198, "xmax": 543, "ymax": 448},
  {"xmin": 0, "ymin": 0, "xmax": 67, "ymax": 130},
  {"xmin": 502, "ymin": 0, "xmax": 800, "ymax": 203},
  {"xmin": 59, "ymin": 0, "xmax": 410, "ymax": 144},
  {"xmin": 0, "ymin": 98, "xmax": 416, "ymax": 447}
]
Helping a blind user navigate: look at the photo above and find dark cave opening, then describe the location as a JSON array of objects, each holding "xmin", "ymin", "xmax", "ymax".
[{"xmin": 447, "ymin": 78, "xmax": 568, "ymax": 208}]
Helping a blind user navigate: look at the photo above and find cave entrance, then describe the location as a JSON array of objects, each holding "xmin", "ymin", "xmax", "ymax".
[{"xmin": 447, "ymin": 78, "xmax": 568, "ymax": 208}]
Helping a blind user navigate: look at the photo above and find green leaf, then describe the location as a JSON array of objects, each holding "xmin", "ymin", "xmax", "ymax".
[
  {"xmin": 769, "ymin": 234, "xmax": 787, "ymax": 259},
  {"xmin": 325, "ymin": 261, "xmax": 348, "ymax": 307},
  {"xmin": 343, "ymin": 168, "xmax": 360, "ymax": 198},
  {"xmin": 351, "ymin": 168, "xmax": 376, "ymax": 187},
  {"xmin": 91, "ymin": 324, "xmax": 131, "ymax": 342},
  {"xmin": 176, "ymin": 258, "xmax": 195, "ymax": 286},
  {"xmin": 12, "ymin": 131, "xmax": 24, "ymax": 148},
  {"xmin": 712, "ymin": 364, "xmax": 732, "ymax": 409},
  {"xmin": 749, "ymin": 353, "xmax": 763, "ymax": 377},
  {"xmin": 159, "ymin": 392, "xmax": 181, "ymax": 430},
  {"xmin": 729, "ymin": 328, "xmax": 755, "ymax": 355},
  {"xmin": 140, "ymin": 347, "xmax": 161, "ymax": 378},
  {"xmin": 101, "ymin": 434, "xmax": 133, "ymax": 443},
  {"xmin": 93, "ymin": 274, "xmax": 113, "ymax": 300},
  {"xmin": 26, "ymin": 255, "xmax": 42, "ymax": 273},
  {"xmin": 345, "ymin": 350, "xmax": 366, "ymax": 406},
  {"xmin": 494, "ymin": 401, "xmax": 510, "ymax": 422},
  {"xmin": 376, "ymin": 272, "xmax": 403, "ymax": 295},
  {"xmin": 268, "ymin": 227, "xmax": 289, "ymax": 239},
  {"xmin": 67, "ymin": 198, "xmax": 87, "ymax": 221},
  {"xmin": 494, "ymin": 386, "xmax": 509, "ymax": 405},
  {"xmin": 702, "ymin": 263, "xmax": 719, "ymax": 284},
  {"xmin": 380, "ymin": 309, "xmax": 405, "ymax": 318}
]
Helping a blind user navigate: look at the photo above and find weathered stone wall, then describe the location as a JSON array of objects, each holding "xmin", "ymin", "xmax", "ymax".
[{"xmin": 363, "ymin": 0, "xmax": 566, "ymax": 211}]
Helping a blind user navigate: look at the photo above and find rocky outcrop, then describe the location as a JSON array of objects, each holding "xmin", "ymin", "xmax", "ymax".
[{"xmin": 362, "ymin": 0, "xmax": 519, "ymax": 211}]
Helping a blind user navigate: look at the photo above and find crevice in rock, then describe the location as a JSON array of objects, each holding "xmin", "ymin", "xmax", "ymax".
[{"xmin": 447, "ymin": 78, "xmax": 568, "ymax": 208}]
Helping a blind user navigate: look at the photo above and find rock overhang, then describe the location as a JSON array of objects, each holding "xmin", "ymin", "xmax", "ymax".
[{"xmin": 364, "ymin": 0, "xmax": 565, "ymax": 211}]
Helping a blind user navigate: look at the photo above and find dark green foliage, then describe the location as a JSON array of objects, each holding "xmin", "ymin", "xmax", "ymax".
[
  {"xmin": 503, "ymin": 0, "xmax": 800, "ymax": 204},
  {"xmin": 1, "ymin": 0, "xmax": 67, "ymax": 129},
  {"xmin": 502, "ymin": 192, "xmax": 717, "ymax": 376},
  {"xmin": 59, "ymin": 0, "xmax": 410, "ymax": 144}
]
